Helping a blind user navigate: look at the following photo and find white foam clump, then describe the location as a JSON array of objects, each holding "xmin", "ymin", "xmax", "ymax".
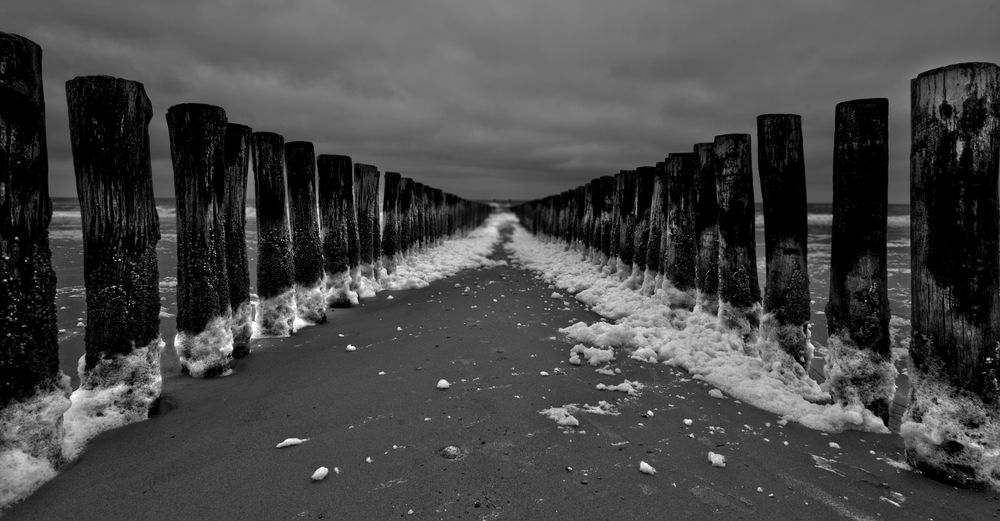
[
  {"xmin": 345, "ymin": 344, "xmax": 357, "ymax": 352},
  {"xmin": 568, "ymin": 344, "xmax": 615, "ymax": 366},
  {"xmin": 175, "ymin": 315, "xmax": 234, "ymax": 378},
  {"xmin": 708, "ymin": 452, "xmax": 727, "ymax": 467},
  {"xmin": 639, "ymin": 461, "xmax": 657, "ymax": 475},
  {"xmin": 253, "ymin": 287, "xmax": 297, "ymax": 338},
  {"xmin": 505, "ymin": 224, "xmax": 889, "ymax": 434},
  {"xmin": 276, "ymin": 437, "xmax": 309, "ymax": 448},
  {"xmin": 294, "ymin": 280, "xmax": 328, "ymax": 326},
  {"xmin": 380, "ymin": 213, "xmax": 514, "ymax": 291},
  {"xmin": 596, "ymin": 380, "xmax": 643, "ymax": 396},
  {"xmin": 539, "ymin": 407, "xmax": 580, "ymax": 427},
  {"xmin": 311, "ymin": 466, "xmax": 329, "ymax": 481},
  {"xmin": 324, "ymin": 269, "xmax": 358, "ymax": 307},
  {"xmin": 63, "ymin": 338, "xmax": 165, "ymax": 461},
  {"xmin": 900, "ymin": 368, "xmax": 1000, "ymax": 489},
  {"xmin": 0, "ymin": 378, "xmax": 71, "ymax": 510},
  {"xmin": 709, "ymin": 389, "xmax": 725, "ymax": 399},
  {"xmin": 230, "ymin": 300, "xmax": 254, "ymax": 353},
  {"xmin": 822, "ymin": 334, "xmax": 897, "ymax": 417},
  {"xmin": 436, "ymin": 379, "xmax": 451, "ymax": 389},
  {"xmin": 352, "ymin": 264, "xmax": 382, "ymax": 299}
]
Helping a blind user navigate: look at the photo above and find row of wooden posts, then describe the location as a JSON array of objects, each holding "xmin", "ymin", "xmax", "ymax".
[
  {"xmin": 0, "ymin": 32, "xmax": 490, "ymax": 414},
  {"xmin": 513, "ymin": 62, "xmax": 1000, "ymax": 489}
]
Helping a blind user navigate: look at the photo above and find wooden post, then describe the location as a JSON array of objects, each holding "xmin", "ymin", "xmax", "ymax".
[
  {"xmin": 251, "ymin": 131, "xmax": 296, "ymax": 337},
  {"xmin": 693, "ymin": 143, "xmax": 720, "ymax": 314},
  {"xmin": 398, "ymin": 177, "xmax": 414, "ymax": 255},
  {"xmin": 353, "ymin": 163, "xmax": 380, "ymax": 296},
  {"xmin": 615, "ymin": 170, "xmax": 637, "ymax": 277},
  {"xmin": 633, "ymin": 166, "xmax": 656, "ymax": 278},
  {"xmin": 382, "ymin": 171, "xmax": 401, "ymax": 271},
  {"xmin": 757, "ymin": 114, "xmax": 812, "ymax": 370},
  {"xmin": 598, "ymin": 175, "xmax": 616, "ymax": 263},
  {"xmin": 223, "ymin": 123, "xmax": 252, "ymax": 358},
  {"xmin": 0, "ymin": 32, "xmax": 68, "ymax": 463},
  {"xmin": 317, "ymin": 154, "xmax": 358, "ymax": 307},
  {"xmin": 285, "ymin": 141, "xmax": 326, "ymax": 325},
  {"xmin": 663, "ymin": 153, "xmax": 697, "ymax": 303},
  {"xmin": 644, "ymin": 163, "xmax": 667, "ymax": 286},
  {"xmin": 714, "ymin": 134, "xmax": 761, "ymax": 339},
  {"xmin": 823, "ymin": 99, "xmax": 893, "ymax": 424},
  {"xmin": 66, "ymin": 75, "xmax": 163, "ymax": 440},
  {"xmin": 905, "ymin": 62, "xmax": 1000, "ymax": 488},
  {"xmin": 167, "ymin": 103, "xmax": 233, "ymax": 377}
]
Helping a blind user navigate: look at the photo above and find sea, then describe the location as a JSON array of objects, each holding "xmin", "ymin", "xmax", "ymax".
[{"xmin": 47, "ymin": 198, "xmax": 913, "ymax": 387}]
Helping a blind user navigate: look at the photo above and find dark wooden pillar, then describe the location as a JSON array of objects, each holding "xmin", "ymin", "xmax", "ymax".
[
  {"xmin": 285, "ymin": 141, "xmax": 325, "ymax": 325},
  {"xmin": 824, "ymin": 98, "xmax": 893, "ymax": 424},
  {"xmin": 167, "ymin": 103, "xmax": 233, "ymax": 377},
  {"xmin": 317, "ymin": 154, "xmax": 358, "ymax": 307},
  {"xmin": 382, "ymin": 171, "xmax": 401, "ymax": 271},
  {"xmin": 905, "ymin": 62, "xmax": 1000, "ymax": 488},
  {"xmin": 251, "ymin": 131, "xmax": 296, "ymax": 337},
  {"xmin": 223, "ymin": 123, "xmax": 252, "ymax": 358},
  {"xmin": 0, "ymin": 32, "xmax": 67, "ymax": 462},
  {"xmin": 757, "ymin": 114, "xmax": 812, "ymax": 369},
  {"xmin": 714, "ymin": 134, "xmax": 761, "ymax": 339},
  {"xmin": 663, "ymin": 153, "xmax": 697, "ymax": 303},
  {"xmin": 693, "ymin": 142, "xmax": 720, "ymax": 314},
  {"xmin": 633, "ymin": 166, "xmax": 656, "ymax": 278},
  {"xmin": 353, "ymin": 163, "xmax": 380, "ymax": 295}
]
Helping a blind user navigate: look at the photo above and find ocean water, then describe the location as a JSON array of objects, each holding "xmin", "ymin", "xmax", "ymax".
[{"xmin": 47, "ymin": 198, "xmax": 912, "ymax": 385}]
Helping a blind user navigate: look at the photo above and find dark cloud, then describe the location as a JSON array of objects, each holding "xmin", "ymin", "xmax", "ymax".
[{"xmin": 8, "ymin": 0, "xmax": 998, "ymax": 202}]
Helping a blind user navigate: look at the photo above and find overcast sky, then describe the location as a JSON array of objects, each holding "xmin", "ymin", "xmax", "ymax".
[{"xmin": 9, "ymin": 0, "xmax": 998, "ymax": 202}]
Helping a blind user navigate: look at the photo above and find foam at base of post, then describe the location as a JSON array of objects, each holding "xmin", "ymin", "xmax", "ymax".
[{"xmin": 174, "ymin": 317, "xmax": 234, "ymax": 378}]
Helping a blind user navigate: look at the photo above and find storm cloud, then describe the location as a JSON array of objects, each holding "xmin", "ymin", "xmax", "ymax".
[{"xmin": 8, "ymin": 0, "xmax": 998, "ymax": 201}]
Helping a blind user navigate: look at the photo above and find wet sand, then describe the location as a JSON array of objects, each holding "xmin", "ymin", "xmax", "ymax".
[{"xmin": 6, "ymin": 237, "xmax": 999, "ymax": 520}]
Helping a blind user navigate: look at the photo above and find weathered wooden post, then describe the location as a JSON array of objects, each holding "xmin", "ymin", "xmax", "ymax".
[
  {"xmin": 598, "ymin": 175, "xmax": 616, "ymax": 264},
  {"xmin": 66, "ymin": 75, "xmax": 163, "ymax": 452},
  {"xmin": 757, "ymin": 114, "xmax": 812, "ymax": 370},
  {"xmin": 382, "ymin": 171, "xmax": 401, "ymax": 272},
  {"xmin": 251, "ymin": 131, "xmax": 296, "ymax": 336},
  {"xmin": 398, "ymin": 177, "xmax": 414, "ymax": 255},
  {"xmin": 615, "ymin": 170, "xmax": 637, "ymax": 278},
  {"xmin": 285, "ymin": 141, "xmax": 326, "ymax": 325},
  {"xmin": 904, "ymin": 62, "xmax": 1000, "ymax": 488},
  {"xmin": 632, "ymin": 166, "xmax": 656, "ymax": 285},
  {"xmin": 663, "ymin": 153, "xmax": 697, "ymax": 305},
  {"xmin": 644, "ymin": 163, "xmax": 667, "ymax": 280},
  {"xmin": 693, "ymin": 143, "xmax": 720, "ymax": 314},
  {"xmin": 823, "ymin": 98, "xmax": 894, "ymax": 424},
  {"xmin": 0, "ymin": 32, "xmax": 69, "ymax": 469},
  {"xmin": 353, "ymin": 163, "xmax": 381, "ymax": 296},
  {"xmin": 223, "ymin": 123, "xmax": 253, "ymax": 358},
  {"xmin": 317, "ymin": 154, "xmax": 358, "ymax": 307},
  {"xmin": 714, "ymin": 134, "xmax": 761, "ymax": 341},
  {"xmin": 167, "ymin": 103, "xmax": 233, "ymax": 377}
]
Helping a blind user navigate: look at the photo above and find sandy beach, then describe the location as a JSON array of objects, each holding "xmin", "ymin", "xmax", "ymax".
[{"xmin": 5, "ymin": 231, "xmax": 998, "ymax": 521}]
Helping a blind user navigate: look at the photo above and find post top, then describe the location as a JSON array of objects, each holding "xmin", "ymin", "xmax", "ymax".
[
  {"xmin": 167, "ymin": 102, "xmax": 226, "ymax": 118},
  {"xmin": 916, "ymin": 62, "xmax": 999, "ymax": 79}
]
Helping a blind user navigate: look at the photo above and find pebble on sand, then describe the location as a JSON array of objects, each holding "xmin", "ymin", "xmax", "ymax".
[
  {"xmin": 346, "ymin": 344, "xmax": 357, "ymax": 352},
  {"xmin": 276, "ymin": 438, "xmax": 308, "ymax": 448},
  {"xmin": 708, "ymin": 452, "xmax": 727, "ymax": 468},
  {"xmin": 437, "ymin": 379, "xmax": 451, "ymax": 389},
  {"xmin": 639, "ymin": 461, "xmax": 657, "ymax": 475},
  {"xmin": 708, "ymin": 389, "xmax": 725, "ymax": 399},
  {"xmin": 311, "ymin": 467, "xmax": 329, "ymax": 481}
]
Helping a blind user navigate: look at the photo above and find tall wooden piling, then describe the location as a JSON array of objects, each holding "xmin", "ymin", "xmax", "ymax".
[
  {"xmin": 824, "ymin": 98, "xmax": 893, "ymax": 423},
  {"xmin": 167, "ymin": 103, "xmax": 233, "ymax": 377},
  {"xmin": 633, "ymin": 166, "xmax": 656, "ymax": 275},
  {"xmin": 382, "ymin": 171, "xmax": 402, "ymax": 271},
  {"xmin": 693, "ymin": 143, "xmax": 720, "ymax": 313},
  {"xmin": 645, "ymin": 163, "xmax": 667, "ymax": 281},
  {"xmin": 615, "ymin": 170, "xmax": 638, "ymax": 275},
  {"xmin": 223, "ymin": 123, "xmax": 252, "ymax": 358},
  {"xmin": 0, "ymin": 32, "xmax": 67, "ymax": 461},
  {"xmin": 66, "ymin": 75, "xmax": 163, "ymax": 432},
  {"xmin": 354, "ymin": 163, "xmax": 380, "ymax": 269},
  {"xmin": 252, "ymin": 131, "xmax": 296, "ymax": 336},
  {"xmin": 905, "ymin": 62, "xmax": 1000, "ymax": 488},
  {"xmin": 664, "ymin": 153, "xmax": 697, "ymax": 300},
  {"xmin": 714, "ymin": 134, "xmax": 761, "ymax": 337},
  {"xmin": 398, "ymin": 177, "xmax": 414, "ymax": 254},
  {"xmin": 757, "ymin": 114, "xmax": 811, "ymax": 369},
  {"xmin": 598, "ymin": 176, "xmax": 616, "ymax": 262},
  {"xmin": 285, "ymin": 141, "xmax": 326, "ymax": 325},
  {"xmin": 317, "ymin": 154, "xmax": 357, "ymax": 307}
]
